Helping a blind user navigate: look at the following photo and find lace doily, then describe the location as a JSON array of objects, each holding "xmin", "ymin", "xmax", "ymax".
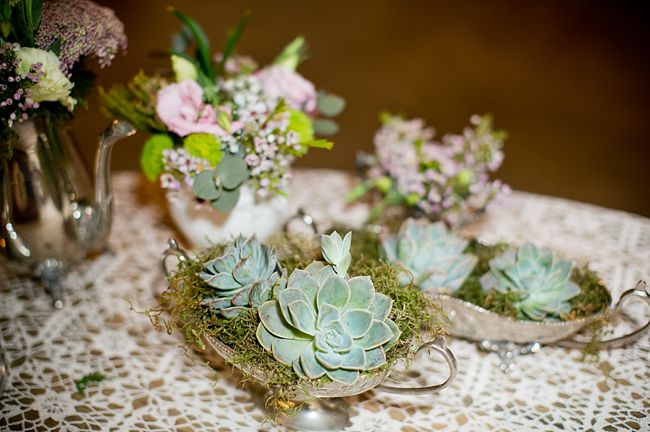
[{"xmin": 1, "ymin": 170, "xmax": 648, "ymax": 431}]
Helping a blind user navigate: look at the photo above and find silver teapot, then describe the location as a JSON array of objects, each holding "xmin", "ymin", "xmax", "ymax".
[{"xmin": 0, "ymin": 117, "xmax": 135, "ymax": 307}]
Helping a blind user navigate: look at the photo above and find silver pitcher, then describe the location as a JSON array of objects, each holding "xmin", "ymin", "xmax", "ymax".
[{"xmin": 0, "ymin": 117, "xmax": 135, "ymax": 308}]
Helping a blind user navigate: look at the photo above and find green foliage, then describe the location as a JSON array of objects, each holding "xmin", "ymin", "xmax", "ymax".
[
  {"xmin": 287, "ymin": 109, "xmax": 314, "ymax": 143},
  {"xmin": 140, "ymin": 134, "xmax": 173, "ymax": 182},
  {"xmin": 218, "ymin": 13, "xmax": 250, "ymax": 77},
  {"xmin": 312, "ymin": 118, "xmax": 339, "ymax": 136},
  {"xmin": 183, "ymin": 133, "xmax": 222, "ymax": 165},
  {"xmin": 273, "ymin": 36, "xmax": 309, "ymax": 70},
  {"xmin": 74, "ymin": 372, "xmax": 106, "ymax": 393},
  {"xmin": 317, "ymin": 91, "xmax": 346, "ymax": 117},
  {"xmin": 191, "ymin": 156, "xmax": 250, "ymax": 212},
  {"xmin": 100, "ymin": 71, "xmax": 167, "ymax": 133},
  {"xmin": 169, "ymin": 7, "xmax": 215, "ymax": 81}
]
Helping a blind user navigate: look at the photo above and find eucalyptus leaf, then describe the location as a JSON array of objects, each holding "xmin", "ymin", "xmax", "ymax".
[
  {"xmin": 192, "ymin": 170, "xmax": 221, "ymax": 200},
  {"xmin": 313, "ymin": 119, "xmax": 340, "ymax": 136},
  {"xmin": 212, "ymin": 188, "xmax": 241, "ymax": 212},
  {"xmin": 218, "ymin": 157, "xmax": 249, "ymax": 190},
  {"xmin": 317, "ymin": 92, "xmax": 346, "ymax": 117}
]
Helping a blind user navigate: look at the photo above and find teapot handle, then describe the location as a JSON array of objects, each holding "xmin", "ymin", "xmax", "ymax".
[
  {"xmin": 161, "ymin": 239, "xmax": 191, "ymax": 278},
  {"xmin": 557, "ymin": 280, "xmax": 650, "ymax": 350},
  {"xmin": 377, "ymin": 336, "xmax": 458, "ymax": 395}
]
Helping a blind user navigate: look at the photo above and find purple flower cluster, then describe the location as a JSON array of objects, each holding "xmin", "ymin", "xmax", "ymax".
[
  {"xmin": 369, "ymin": 114, "xmax": 509, "ymax": 225},
  {"xmin": 0, "ymin": 43, "xmax": 43, "ymax": 128},
  {"xmin": 35, "ymin": 0, "xmax": 127, "ymax": 75}
]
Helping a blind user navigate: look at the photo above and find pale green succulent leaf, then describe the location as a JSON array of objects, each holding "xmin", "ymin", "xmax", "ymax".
[
  {"xmin": 292, "ymin": 358, "xmax": 308, "ymax": 379},
  {"xmin": 384, "ymin": 319, "xmax": 402, "ymax": 350},
  {"xmin": 316, "ymin": 303, "xmax": 340, "ymax": 330},
  {"xmin": 256, "ymin": 324, "xmax": 275, "ymax": 351},
  {"xmin": 279, "ymin": 288, "xmax": 312, "ymax": 326},
  {"xmin": 300, "ymin": 349, "xmax": 327, "ymax": 379},
  {"xmin": 340, "ymin": 309, "xmax": 373, "ymax": 339},
  {"xmin": 356, "ymin": 320, "xmax": 394, "ymax": 350},
  {"xmin": 273, "ymin": 338, "xmax": 312, "ymax": 365},
  {"xmin": 327, "ymin": 369, "xmax": 359, "ymax": 385},
  {"xmin": 363, "ymin": 347, "xmax": 387, "ymax": 370},
  {"xmin": 369, "ymin": 293, "xmax": 393, "ymax": 321},
  {"xmin": 287, "ymin": 300, "xmax": 317, "ymax": 336},
  {"xmin": 258, "ymin": 301, "xmax": 310, "ymax": 340},
  {"xmin": 317, "ymin": 276, "xmax": 351, "ymax": 310},
  {"xmin": 315, "ymin": 350, "xmax": 342, "ymax": 369},
  {"xmin": 287, "ymin": 270, "xmax": 319, "ymax": 307},
  {"xmin": 339, "ymin": 345, "xmax": 366, "ymax": 370},
  {"xmin": 220, "ymin": 306, "xmax": 248, "ymax": 318},
  {"xmin": 346, "ymin": 276, "xmax": 375, "ymax": 310}
]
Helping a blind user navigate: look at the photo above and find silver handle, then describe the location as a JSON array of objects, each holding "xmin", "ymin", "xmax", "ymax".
[
  {"xmin": 378, "ymin": 336, "xmax": 458, "ymax": 395},
  {"xmin": 282, "ymin": 208, "xmax": 319, "ymax": 235},
  {"xmin": 161, "ymin": 239, "xmax": 190, "ymax": 278},
  {"xmin": 557, "ymin": 280, "xmax": 650, "ymax": 349}
]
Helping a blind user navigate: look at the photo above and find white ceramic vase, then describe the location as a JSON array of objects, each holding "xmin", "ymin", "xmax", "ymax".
[{"xmin": 166, "ymin": 185, "xmax": 288, "ymax": 247}]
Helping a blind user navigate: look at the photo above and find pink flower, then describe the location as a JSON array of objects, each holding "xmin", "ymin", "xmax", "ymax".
[
  {"xmin": 156, "ymin": 80, "xmax": 226, "ymax": 137},
  {"xmin": 256, "ymin": 65, "xmax": 317, "ymax": 113}
]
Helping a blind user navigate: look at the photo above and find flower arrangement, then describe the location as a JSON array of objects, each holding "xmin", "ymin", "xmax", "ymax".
[
  {"xmin": 349, "ymin": 113, "xmax": 509, "ymax": 226},
  {"xmin": 102, "ymin": 10, "xmax": 345, "ymax": 212},
  {"xmin": 379, "ymin": 218, "xmax": 610, "ymax": 322},
  {"xmin": 0, "ymin": 0, "xmax": 126, "ymax": 158},
  {"xmin": 156, "ymin": 230, "xmax": 445, "ymax": 409}
]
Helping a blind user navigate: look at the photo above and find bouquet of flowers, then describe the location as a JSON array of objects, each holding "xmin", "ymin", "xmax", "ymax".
[
  {"xmin": 102, "ymin": 10, "xmax": 345, "ymax": 213},
  {"xmin": 349, "ymin": 113, "xmax": 509, "ymax": 226},
  {"xmin": 0, "ymin": 0, "xmax": 126, "ymax": 158}
]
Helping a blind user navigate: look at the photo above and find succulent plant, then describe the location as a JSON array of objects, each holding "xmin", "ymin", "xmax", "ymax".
[
  {"xmin": 320, "ymin": 231, "xmax": 352, "ymax": 277},
  {"xmin": 256, "ymin": 231, "xmax": 401, "ymax": 385},
  {"xmin": 381, "ymin": 218, "xmax": 477, "ymax": 293},
  {"xmin": 479, "ymin": 243, "xmax": 581, "ymax": 321},
  {"xmin": 200, "ymin": 235, "xmax": 279, "ymax": 318},
  {"xmin": 192, "ymin": 155, "xmax": 250, "ymax": 212}
]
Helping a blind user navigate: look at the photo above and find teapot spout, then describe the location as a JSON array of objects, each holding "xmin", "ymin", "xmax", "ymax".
[{"xmin": 76, "ymin": 120, "xmax": 135, "ymax": 251}]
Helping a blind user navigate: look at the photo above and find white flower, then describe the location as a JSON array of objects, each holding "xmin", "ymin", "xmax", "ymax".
[{"xmin": 16, "ymin": 47, "xmax": 75, "ymax": 111}]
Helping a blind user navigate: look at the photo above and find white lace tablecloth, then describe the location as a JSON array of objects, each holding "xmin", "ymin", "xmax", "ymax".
[{"xmin": 1, "ymin": 170, "xmax": 649, "ymax": 432}]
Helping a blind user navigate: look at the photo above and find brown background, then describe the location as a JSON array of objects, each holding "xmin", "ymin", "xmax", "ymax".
[{"xmin": 73, "ymin": 1, "xmax": 650, "ymax": 216}]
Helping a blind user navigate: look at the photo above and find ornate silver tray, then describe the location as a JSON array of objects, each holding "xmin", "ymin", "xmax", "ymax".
[{"xmin": 429, "ymin": 281, "xmax": 650, "ymax": 372}]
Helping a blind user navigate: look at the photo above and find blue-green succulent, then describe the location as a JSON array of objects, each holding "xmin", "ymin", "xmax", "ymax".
[
  {"xmin": 381, "ymin": 219, "xmax": 477, "ymax": 293},
  {"xmin": 256, "ymin": 231, "xmax": 401, "ymax": 385},
  {"xmin": 480, "ymin": 243, "xmax": 581, "ymax": 321},
  {"xmin": 200, "ymin": 235, "xmax": 279, "ymax": 318}
]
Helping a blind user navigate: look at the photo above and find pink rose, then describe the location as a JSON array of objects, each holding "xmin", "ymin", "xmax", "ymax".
[
  {"xmin": 256, "ymin": 65, "xmax": 317, "ymax": 113},
  {"xmin": 156, "ymin": 80, "xmax": 226, "ymax": 137}
]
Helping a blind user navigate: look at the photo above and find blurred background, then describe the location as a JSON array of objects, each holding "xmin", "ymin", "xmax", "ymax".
[{"xmin": 76, "ymin": 0, "xmax": 650, "ymax": 216}]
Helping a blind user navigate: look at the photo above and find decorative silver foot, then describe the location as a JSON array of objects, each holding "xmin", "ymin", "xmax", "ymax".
[
  {"xmin": 280, "ymin": 399, "xmax": 351, "ymax": 432},
  {"xmin": 34, "ymin": 259, "xmax": 65, "ymax": 309},
  {"xmin": 479, "ymin": 340, "xmax": 541, "ymax": 373}
]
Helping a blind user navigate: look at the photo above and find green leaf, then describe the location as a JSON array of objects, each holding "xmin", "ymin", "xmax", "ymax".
[
  {"xmin": 171, "ymin": 25, "xmax": 193, "ymax": 53},
  {"xmin": 317, "ymin": 92, "xmax": 346, "ymax": 117},
  {"xmin": 140, "ymin": 135, "xmax": 174, "ymax": 181},
  {"xmin": 273, "ymin": 36, "xmax": 309, "ymax": 70},
  {"xmin": 312, "ymin": 119, "xmax": 339, "ymax": 136},
  {"xmin": 183, "ymin": 133, "xmax": 222, "ymax": 166},
  {"xmin": 48, "ymin": 39, "xmax": 61, "ymax": 57},
  {"xmin": 216, "ymin": 110, "xmax": 231, "ymax": 132},
  {"xmin": 74, "ymin": 372, "xmax": 105, "ymax": 393},
  {"xmin": 217, "ymin": 156, "xmax": 249, "ymax": 190},
  {"xmin": 287, "ymin": 109, "xmax": 314, "ymax": 142},
  {"xmin": 218, "ymin": 13, "xmax": 250, "ymax": 76},
  {"xmin": 211, "ymin": 187, "xmax": 241, "ymax": 212},
  {"xmin": 192, "ymin": 170, "xmax": 221, "ymax": 200},
  {"xmin": 302, "ymin": 139, "xmax": 333, "ymax": 150},
  {"xmin": 346, "ymin": 180, "xmax": 372, "ymax": 202},
  {"xmin": 169, "ymin": 8, "xmax": 215, "ymax": 81}
]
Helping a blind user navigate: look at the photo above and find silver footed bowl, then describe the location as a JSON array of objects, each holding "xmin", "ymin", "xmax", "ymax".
[
  {"xmin": 429, "ymin": 280, "xmax": 650, "ymax": 349},
  {"xmin": 162, "ymin": 239, "xmax": 459, "ymax": 399}
]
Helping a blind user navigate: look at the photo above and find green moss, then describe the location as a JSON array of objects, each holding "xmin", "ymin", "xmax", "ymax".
[{"xmin": 156, "ymin": 235, "xmax": 444, "ymax": 414}]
